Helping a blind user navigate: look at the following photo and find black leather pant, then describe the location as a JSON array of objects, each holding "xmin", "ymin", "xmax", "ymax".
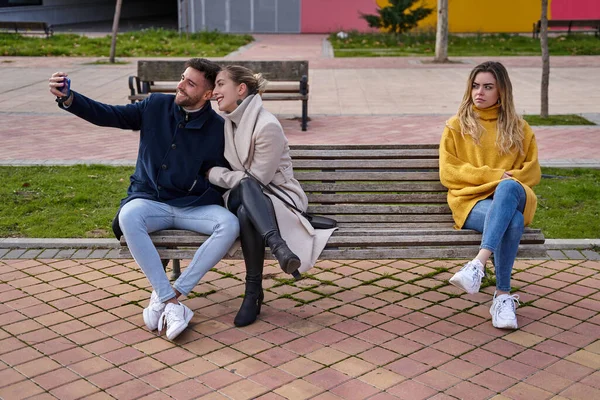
[{"xmin": 227, "ymin": 178, "xmax": 278, "ymax": 279}]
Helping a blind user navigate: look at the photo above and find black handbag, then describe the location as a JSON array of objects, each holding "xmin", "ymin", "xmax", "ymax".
[{"xmin": 245, "ymin": 171, "xmax": 337, "ymax": 230}]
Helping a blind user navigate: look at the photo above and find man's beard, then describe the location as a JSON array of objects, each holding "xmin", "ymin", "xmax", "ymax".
[{"xmin": 175, "ymin": 89, "xmax": 203, "ymax": 107}]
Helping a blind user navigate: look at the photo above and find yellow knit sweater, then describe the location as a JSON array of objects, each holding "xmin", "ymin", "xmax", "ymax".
[{"xmin": 439, "ymin": 105, "xmax": 541, "ymax": 229}]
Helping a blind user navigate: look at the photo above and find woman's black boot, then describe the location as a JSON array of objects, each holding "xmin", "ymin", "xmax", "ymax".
[
  {"xmin": 234, "ymin": 205, "xmax": 265, "ymax": 327},
  {"xmin": 265, "ymin": 231, "xmax": 301, "ymax": 274},
  {"xmin": 234, "ymin": 278, "xmax": 264, "ymax": 327}
]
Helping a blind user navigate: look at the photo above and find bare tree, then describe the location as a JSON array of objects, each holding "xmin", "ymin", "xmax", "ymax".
[
  {"xmin": 540, "ymin": 0, "xmax": 550, "ymax": 118},
  {"xmin": 109, "ymin": 0, "xmax": 123, "ymax": 63},
  {"xmin": 434, "ymin": 0, "xmax": 449, "ymax": 62}
]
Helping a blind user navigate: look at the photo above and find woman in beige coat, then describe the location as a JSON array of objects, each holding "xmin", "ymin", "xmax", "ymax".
[{"xmin": 208, "ymin": 65, "xmax": 335, "ymax": 327}]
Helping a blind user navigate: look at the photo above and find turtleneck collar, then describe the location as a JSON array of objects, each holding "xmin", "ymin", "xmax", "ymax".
[
  {"xmin": 473, "ymin": 103, "xmax": 500, "ymax": 121},
  {"xmin": 224, "ymin": 94, "xmax": 255, "ymax": 126}
]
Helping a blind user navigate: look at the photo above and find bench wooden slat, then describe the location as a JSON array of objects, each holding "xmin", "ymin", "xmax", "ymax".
[
  {"xmin": 306, "ymin": 193, "xmax": 447, "ymax": 203},
  {"xmin": 260, "ymin": 93, "xmax": 308, "ymax": 101},
  {"xmin": 302, "ymin": 182, "xmax": 447, "ymax": 192},
  {"xmin": 294, "ymin": 171, "xmax": 441, "ymax": 181},
  {"xmin": 131, "ymin": 226, "xmax": 542, "ymax": 242},
  {"xmin": 290, "ymin": 149, "xmax": 439, "ymax": 159},
  {"xmin": 140, "ymin": 227, "xmax": 540, "ymax": 238},
  {"xmin": 121, "ymin": 244, "xmax": 547, "ymax": 261},
  {"xmin": 292, "ymin": 144, "xmax": 440, "ymax": 151},
  {"xmin": 323, "ymin": 215, "xmax": 455, "ymax": 224},
  {"xmin": 138, "ymin": 232, "xmax": 544, "ymax": 248},
  {"xmin": 308, "ymin": 204, "xmax": 451, "ymax": 214},
  {"xmin": 293, "ymin": 159, "xmax": 440, "ymax": 169}
]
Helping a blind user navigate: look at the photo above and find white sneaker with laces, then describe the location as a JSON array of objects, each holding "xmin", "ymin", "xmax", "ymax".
[
  {"xmin": 143, "ymin": 290, "xmax": 165, "ymax": 331},
  {"xmin": 490, "ymin": 292, "xmax": 520, "ymax": 329},
  {"xmin": 158, "ymin": 302, "xmax": 193, "ymax": 340},
  {"xmin": 449, "ymin": 259, "xmax": 485, "ymax": 294}
]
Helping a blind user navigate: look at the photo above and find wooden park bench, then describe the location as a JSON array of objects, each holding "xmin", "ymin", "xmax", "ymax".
[
  {"xmin": 533, "ymin": 19, "xmax": 600, "ymax": 38},
  {"xmin": 128, "ymin": 60, "xmax": 310, "ymax": 131},
  {"xmin": 120, "ymin": 144, "xmax": 547, "ymax": 278},
  {"xmin": 0, "ymin": 21, "xmax": 53, "ymax": 38}
]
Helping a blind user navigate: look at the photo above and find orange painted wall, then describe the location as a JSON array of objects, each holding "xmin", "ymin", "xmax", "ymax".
[{"xmin": 377, "ymin": 0, "xmax": 548, "ymax": 33}]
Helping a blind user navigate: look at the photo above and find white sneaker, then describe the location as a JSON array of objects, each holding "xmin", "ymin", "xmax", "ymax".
[
  {"xmin": 490, "ymin": 292, "xmax": 520, "ymax": 329},
  {"xmin": 449, "ymin": 259, "xmax": 485, "ymax": 294},
  {"xmin": 143, "ymin": 291, "xmax": 165, "ymax": 331},
  {"xmin": 158, "ymin": 302, "xmax": 193, "ymax": 340}
]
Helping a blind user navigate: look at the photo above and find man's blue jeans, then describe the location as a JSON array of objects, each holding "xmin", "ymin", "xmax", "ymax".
[
  {"xmin": 463, "ymin": 179, "xmax": 526, "ymax": 292},
  {"xmin": 119, "ymin": 199, "xmax": 239, "ymax": 303}
]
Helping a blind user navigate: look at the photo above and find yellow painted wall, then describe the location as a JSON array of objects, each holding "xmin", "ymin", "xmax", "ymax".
[{"xmin": 376, "ymin": 0, "xmax": 550, "ymax": 33}]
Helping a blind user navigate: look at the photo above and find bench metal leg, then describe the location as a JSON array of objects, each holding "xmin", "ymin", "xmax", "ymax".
[
  {"xmin": 300, "ymin": 75, "xmax": 308, "ymax": 131},
  {"xmin": 301, "ymin": 99, "xmax": 308, "ymax": 131},
  {"xmin": 161, "ymin": 259, "xmax": 181, "ymax": 280},
  {"xmin": 171, "ymin": 259, "xmax": 181, "ymax": 280}
]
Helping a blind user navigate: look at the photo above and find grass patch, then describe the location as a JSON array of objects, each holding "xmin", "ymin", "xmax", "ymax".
[
  {"xmin": 83, "ymin": 59, "xmax": 131, "ymax": 65},
  {"xmin": 0, "ymin": 28, "xmax": 253, "ymax": 57},
  {"xmin": 524, "ymin": 114, "xmax": 595, "ymax": 126},
  {"xmin": 329, "ymin": 32, "xmax": 600, "ymax": 57},
  {"xmin": 0, "ymin": 165, "xmax": 131, "ymax": 238},
  {"xmin": 531, "ymin": 168, "xmax": 600, "ymax": 239},
  {"xmin": 0, "ymin": 166, "xmax": 598, "ymax": 239},
  {"xmin": 187, "ymin": 289, "xmax": 217, "ymax": 299}
]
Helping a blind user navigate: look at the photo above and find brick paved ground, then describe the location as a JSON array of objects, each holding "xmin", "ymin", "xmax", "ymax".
[
  {"xmin": 2, "ymin": 34, "xmax": 600, "ymax": 399},
  {"xmin": 1, "ymin": 257, "xmax": 600, "ymax": 399}
]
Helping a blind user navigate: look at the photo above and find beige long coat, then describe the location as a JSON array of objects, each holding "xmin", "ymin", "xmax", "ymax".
[{"xmin": 208, "ymin": 95, "xmax": 335, "ymax": 272}]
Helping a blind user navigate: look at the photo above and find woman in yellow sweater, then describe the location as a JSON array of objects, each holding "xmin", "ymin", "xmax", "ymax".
[{"xmin": 439, "ymin": 61, "xmax": 541, "ymax": 330}]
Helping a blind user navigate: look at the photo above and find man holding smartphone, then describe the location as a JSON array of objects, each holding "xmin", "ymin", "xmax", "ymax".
[{"xmin": 48, "ymin": 58, "xmax": 239, "ymax": 341}]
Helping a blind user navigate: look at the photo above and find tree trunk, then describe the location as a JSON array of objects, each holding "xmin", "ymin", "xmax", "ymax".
[
  {"xmin": 434, "ymin": 0, "xmax": 449, "ymax": 62},
  {"xmin": 540, "ymin": 0, "xmax": 550, "ymax": 118},
  {"xmin": 109, "ymin": 0, "xmax": 123, "ymax": 63}
]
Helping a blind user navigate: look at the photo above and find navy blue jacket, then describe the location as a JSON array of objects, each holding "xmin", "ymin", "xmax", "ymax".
[{"xmin": 61, "ymin": 92, "xmax": 229, "ymax": 209}]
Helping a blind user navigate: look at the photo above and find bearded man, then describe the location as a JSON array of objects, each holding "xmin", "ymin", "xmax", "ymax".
[{"xmin": 49, "ymin": 58, "xmax": 239, "ymax": 340}]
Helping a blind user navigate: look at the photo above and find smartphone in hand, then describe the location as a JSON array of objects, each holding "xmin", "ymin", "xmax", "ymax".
[{"xmin": 59, "ymin": 77, "xmax": 71, "ymax": 97}]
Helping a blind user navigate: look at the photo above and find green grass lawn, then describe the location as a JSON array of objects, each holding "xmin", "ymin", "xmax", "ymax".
[
  {"xmin": 531, "ymin": 168, "xmax": 600, "ymax": 239},
  {"xmin": 0, "ymin": 28, "xmax": 253, "ymax": 57},
  {"xmin": 1, "ymin": 165, "xmax": 130, "ymax": 238},
  {"xmin": 1, "ymin": 166, "xmax": 598, "ymax": 239},
  {"xmin": 523, "ymin": 114, "xmax": 595, "ymax": 126},
  {"xmin": 329, "ymin": 32, "xmax": 600, "ymax": 57}
]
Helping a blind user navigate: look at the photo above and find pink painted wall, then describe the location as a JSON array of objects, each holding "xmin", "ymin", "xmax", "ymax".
[
  {"xmin": 301, "ymin": 0, "xmax": 380, "ymax": 33},
  {"xmin": 551, "ymin": 0, "xmax": 600, "ymax": 19}
]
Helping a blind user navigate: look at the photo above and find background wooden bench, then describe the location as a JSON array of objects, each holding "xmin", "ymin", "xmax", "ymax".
[
  {"xmin": 128, "ymin": 60, "xmax": 310, "ymax": 131},
  {"xmin": 120, "ymin": 144, "xmax": 547, "ymax": 278},
  {"xmin": 0, "ymin": 21, "xmax": 53, "ymax": 38},
  {"xmin": 533, "ymin": 19, "xmax": 600, "ymax": 38}
]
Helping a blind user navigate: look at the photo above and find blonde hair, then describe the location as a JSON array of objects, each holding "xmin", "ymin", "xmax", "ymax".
[
  {"xmin": 222, "ymin": 65, "xmax": 269, "ymax": 97},
  {"xmin": 456, "ymin": 61, "xmax": 524, "ymax": 154}
]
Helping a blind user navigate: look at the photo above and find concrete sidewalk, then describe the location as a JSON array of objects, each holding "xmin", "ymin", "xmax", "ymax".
[{"xmin": 1, "ymin": 40, "xmax": 600, "ymax": 167}]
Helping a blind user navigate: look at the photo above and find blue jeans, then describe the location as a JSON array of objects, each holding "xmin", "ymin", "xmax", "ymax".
[
  {"xmin": 119, "ymin": 198, "xmax": 239, "ymax": 303},
  {"xmin": 463, "ymin": 180, "xmax": 526, "ymax": 292}
]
